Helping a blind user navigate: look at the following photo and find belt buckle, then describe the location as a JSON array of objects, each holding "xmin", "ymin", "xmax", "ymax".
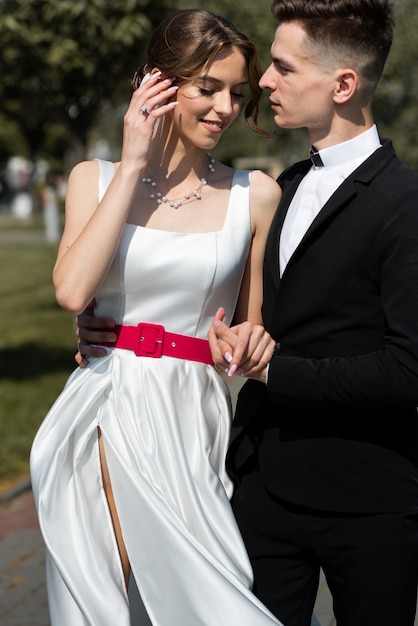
[{"xmin": 135, "ymin": 323, "xmax": 165, "ymax": 357}]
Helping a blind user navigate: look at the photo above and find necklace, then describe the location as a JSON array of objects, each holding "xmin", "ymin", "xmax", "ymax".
[{"xmin": 142, "ymin": 153, "xmax": 216, "ymax": 209}]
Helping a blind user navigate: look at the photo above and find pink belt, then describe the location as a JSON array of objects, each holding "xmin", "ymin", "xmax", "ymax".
[{"xmin": 102, "ymin": 322, "xmax": 213, "ymax": 365}]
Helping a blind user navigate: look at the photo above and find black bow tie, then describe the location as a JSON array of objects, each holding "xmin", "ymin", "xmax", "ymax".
[{"xmin": 309, "ymin": 146, "xmax": 324, "ymax": 167}]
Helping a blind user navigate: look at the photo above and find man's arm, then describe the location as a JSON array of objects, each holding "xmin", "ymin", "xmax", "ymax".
[
  {"xmin": 265, "ymin": 172, "xmax": 418, "ymax": 408},
  {"xmin": 74, "ymin": 299, "xmax": 117, "ymax": 367}
]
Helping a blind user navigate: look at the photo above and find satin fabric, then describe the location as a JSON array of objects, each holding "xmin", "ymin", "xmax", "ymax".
[{"xmin": 30, "ymin": 161, "xmax": 283, "ymax": 626}]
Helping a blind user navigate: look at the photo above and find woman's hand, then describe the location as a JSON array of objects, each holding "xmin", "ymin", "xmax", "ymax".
[
  {"xmin": 208, "ymin": 308, "xmax": 275, "ymax": 383},
  {"xmin": 119, "ymin": 72, "xmax": 179, "ymax": 172}
]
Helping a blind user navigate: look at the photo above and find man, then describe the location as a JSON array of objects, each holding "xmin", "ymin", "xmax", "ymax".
[{"xmin": 209, "ymin": 1, "xmax": 418, "ymax": 625}]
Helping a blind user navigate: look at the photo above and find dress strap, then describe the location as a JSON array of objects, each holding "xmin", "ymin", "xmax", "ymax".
[
  {"xmin": 95, "ymin": 159, "xmax": 115, "ymax": 202},
  {"xmin": 223, "ymin": 169, "xmax": 251, "ymax": 234}
]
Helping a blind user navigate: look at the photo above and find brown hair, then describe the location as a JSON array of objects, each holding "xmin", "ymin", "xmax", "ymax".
[
  {"xmin": 271, "ymin": 0, "xmax": 394, "ymax": 84},
  {"xmin": 131, "ymin": 9, "xmax": 264, "ymax": 133}
]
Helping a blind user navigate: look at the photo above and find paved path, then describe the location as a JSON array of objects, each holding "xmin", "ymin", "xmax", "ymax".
[
  {"xmin": 0, "ymin": 489, "xmax": 49, "ymax": 625},
  {"xmin": 2, "ymin": 483, "xmax": 418, "ymax": 626},
  {"xmin": 0, "ymin": 482, "xmax": 337, "ymax": 626}
]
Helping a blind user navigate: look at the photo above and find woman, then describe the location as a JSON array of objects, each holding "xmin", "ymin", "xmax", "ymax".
[{"xmin": 30, "ymin": 9, "xmax": 283, "ymax": 626}]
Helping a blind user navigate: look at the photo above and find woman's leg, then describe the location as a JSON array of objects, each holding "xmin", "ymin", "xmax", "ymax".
[{"xmin": 98, "ymin": 427, "xmax": 131, "ymax": 588}]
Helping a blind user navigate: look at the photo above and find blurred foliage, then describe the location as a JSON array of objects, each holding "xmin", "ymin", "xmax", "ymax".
[
  {"xmin": 0, "ymin": 0, "xmax": 417, "ymax": 175},
  {"xmin": 0, "ymin": 0, "xmax": 175, "ymax": 170},
  {"xmin": 375, "ymin": 0, "xmax": 418, "ymax": 168}
]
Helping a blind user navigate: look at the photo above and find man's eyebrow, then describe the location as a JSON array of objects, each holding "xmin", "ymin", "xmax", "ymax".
[{"xmin": 271, "ymin": 53, "xmax": 296, "ymax": 69}]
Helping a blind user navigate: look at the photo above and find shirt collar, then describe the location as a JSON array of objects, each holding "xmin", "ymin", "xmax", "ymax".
[{"xmin": 314, "ymin": 125, "xmax": 381, "ymax": 168}]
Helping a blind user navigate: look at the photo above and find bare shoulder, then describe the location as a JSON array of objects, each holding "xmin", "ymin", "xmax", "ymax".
[
  {"xmin": 67, "ymin": 159, "xmax": 100, "ymax": 189},
  {"xmin": 249, "ymin": 169, "xmax": 282, "ymax": 226},
  {"xmin": 66, "ymin": 160, "xmax": 104, "ymax": 212},
  {"xmin": 250, "ymin": 169, "xmax": 281, "ymax": 205}
]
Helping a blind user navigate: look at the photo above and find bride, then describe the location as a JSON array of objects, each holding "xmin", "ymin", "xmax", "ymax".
[{"xmin": 30, "ymin": 9, "xmax": 285, "ymax": 626}]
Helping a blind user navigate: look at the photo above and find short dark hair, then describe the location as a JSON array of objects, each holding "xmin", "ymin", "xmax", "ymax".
[{"xmin": 271, "ymin": 0, "xmax": 394, "ymax": 84}]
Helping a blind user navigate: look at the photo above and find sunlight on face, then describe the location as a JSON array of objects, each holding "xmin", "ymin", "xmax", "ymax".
[{"xmin": 173, "ymin": 47, "xmax": 247, "ymax": 147}]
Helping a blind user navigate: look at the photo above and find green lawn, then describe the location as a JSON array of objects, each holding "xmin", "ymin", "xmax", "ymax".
[{"xmin": 0, "ymin": 234, "xmax": 76, "ymax": 483}]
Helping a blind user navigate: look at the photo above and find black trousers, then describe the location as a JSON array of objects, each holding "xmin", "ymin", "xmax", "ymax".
[{"xmin": 231, "ymin": 471, "xmax": 418, "ymax": 626}]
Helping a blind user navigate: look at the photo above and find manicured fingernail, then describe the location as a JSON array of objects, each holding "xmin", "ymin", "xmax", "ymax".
[
  {"xmin": 228, "ymin": 364, "xmax": 237, "ymax": 377},
  {"xmin": 224, "ymin": 352, "xmax": 233, "ymax": 363}
]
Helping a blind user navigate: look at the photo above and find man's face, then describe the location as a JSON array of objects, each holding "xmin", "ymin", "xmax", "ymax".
[{"xmin": 260, "ymin": 22, "xmax": 338, "ymax": 135}]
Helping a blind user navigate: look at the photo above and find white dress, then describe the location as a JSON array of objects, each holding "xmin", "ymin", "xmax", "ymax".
[{"xmin": 30, "ymin": 160, "xmax": 283, "ymax": 626}]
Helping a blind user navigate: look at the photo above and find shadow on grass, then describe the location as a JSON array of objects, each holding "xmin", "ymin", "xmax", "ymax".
[{"xmin": 0, "ymin": 343, "xmax": 75, "ymax": 380}]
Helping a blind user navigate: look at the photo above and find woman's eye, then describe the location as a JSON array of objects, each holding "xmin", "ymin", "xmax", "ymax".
[
  {"xmin": 199, "ymin": 87, "xmax": 216, "ymax": 96},
  {"xmin": 197, "ymin": 87, "xmax": 244, "ymax": 100}
]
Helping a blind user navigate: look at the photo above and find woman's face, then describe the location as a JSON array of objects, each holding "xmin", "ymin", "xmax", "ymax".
[{"xmin": 172, "ymin": 46, "xmax": 247, "ymax": 151}]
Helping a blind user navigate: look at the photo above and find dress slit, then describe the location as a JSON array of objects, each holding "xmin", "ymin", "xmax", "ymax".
[{"xmin": 98, "ymin": 426, "xmax": 130, "ymax": 590}]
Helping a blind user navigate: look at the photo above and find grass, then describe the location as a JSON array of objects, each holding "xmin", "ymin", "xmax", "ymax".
[{"xmin": 0, "ymin": 228, "xmax": 76, "ymax": 484}]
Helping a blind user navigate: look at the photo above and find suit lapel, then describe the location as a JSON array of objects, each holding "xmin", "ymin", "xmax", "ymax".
[
  {"xmin": 268, "ymin": 142, "xmax": 395, "ymax": 287},
  {"xmin": 265, "ymin": 161, "xmax": 310, "ymax": 291},
  {"xmin": 280, "ymin": 178, "xmax": 357, "ymax": 280}
]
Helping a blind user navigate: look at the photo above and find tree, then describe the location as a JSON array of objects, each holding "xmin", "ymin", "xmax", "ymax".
[
  {"xmin": 1, "ymin": 0, "xmax": 416, "ymax": 178},
  {"xmin": 0, "ymin": 0, "xmax": 174, "ymax": 169},
  {"xmin": 375, "ymin": 0, "xmax": 418, "ymax": 170}
]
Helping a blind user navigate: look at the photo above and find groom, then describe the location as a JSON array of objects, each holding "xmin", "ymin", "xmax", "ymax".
[
  {"xmin": 76, "ymin": 1, "xmax": 418, "ymax": 625},
  {"xmin": 208, "ymin": 1, "xmax": 418, "ymax": 625}
]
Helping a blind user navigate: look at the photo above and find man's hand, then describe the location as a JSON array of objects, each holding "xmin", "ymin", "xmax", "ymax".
[
  {"xmin": 75, "ymin": 299, "xmax": 117, "ymax": 367},
  {"xmin": 208, "ymin": 308, "xmax": 275, "ymax": 383}
]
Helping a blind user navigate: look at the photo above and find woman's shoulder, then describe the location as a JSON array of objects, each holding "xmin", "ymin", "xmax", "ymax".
[
  {"xmin": 249, "ymin": 168, "xmax": 280, "ymax": 191},
  {"xmin": 248, "ymin": 169, "xmax": 282, "ymax": 217},
  {"xmin": 211, "ymin": 162, "xmax": 281, "ymax": 211},
  {"xmin": 68, "ymin": 159, "xmax": 117, "ymax": 195},
  {"xmin": 66, "ymin": 160, "xmax": 106, "ymax": 211},
  {"xmin": 68, "ymin": 159, "xmax": 102, "ymax": 185}
]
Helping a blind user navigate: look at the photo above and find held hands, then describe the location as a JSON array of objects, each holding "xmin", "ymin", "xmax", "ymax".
[{"xmin": 208, "ymin": 308, "xmax": 275, "ymax": 383}]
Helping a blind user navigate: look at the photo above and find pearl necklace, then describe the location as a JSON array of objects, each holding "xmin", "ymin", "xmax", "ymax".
[{"xmin": 142, "ymin": 154, "xmax": 216, "ymax": 209}]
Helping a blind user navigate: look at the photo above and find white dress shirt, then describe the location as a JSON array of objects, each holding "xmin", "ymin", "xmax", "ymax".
[{"xmin": 279, "ymin": 125, "xmax": 382, "ymax": 276}]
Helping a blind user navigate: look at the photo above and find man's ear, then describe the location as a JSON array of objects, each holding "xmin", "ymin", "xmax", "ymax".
[{"xmin": 333, "ymin": 69, "xmax": 358, "ymax": 104}]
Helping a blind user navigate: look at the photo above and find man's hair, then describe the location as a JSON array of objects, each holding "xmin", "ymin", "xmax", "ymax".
[{"xmin": 271, "ymin": 0, "xmax": 394, "ymax": 84}]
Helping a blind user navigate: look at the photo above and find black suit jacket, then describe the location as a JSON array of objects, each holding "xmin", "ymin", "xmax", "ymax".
[{"xmin": 228, "ymin": 140, "xmax": 418, "ymax": 513}]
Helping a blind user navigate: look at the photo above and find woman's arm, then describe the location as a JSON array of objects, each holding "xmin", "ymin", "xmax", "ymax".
[
  {"xmin": 233, "ymin": 169, "xmax": 280, "ymax": 325},
  {"xmin": 209, "ymin": 169, "xmax": 281, "ymax": 379},
  {"xmin": 53, "ymin": 74, "xmax": 178, "ymax": 315}
]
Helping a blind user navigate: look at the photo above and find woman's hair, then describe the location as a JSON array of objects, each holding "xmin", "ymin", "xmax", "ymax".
[
  {"xmin": 271, "ymin": 0, "xmax": 394, "ymax": 85},
  {"xmin": 131, "ymin": 9, "xmax": 264, "ymax": 133}
]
